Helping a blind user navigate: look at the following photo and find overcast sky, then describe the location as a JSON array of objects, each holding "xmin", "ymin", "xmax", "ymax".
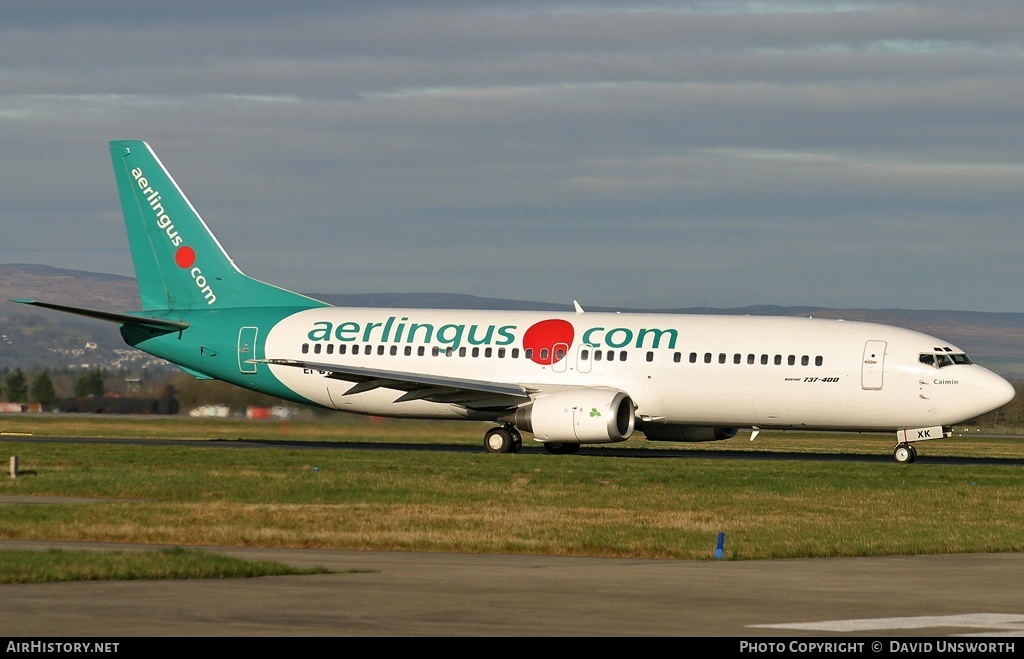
[{"xmin": 2, "ymin": 1, "xmax": 1022, "ymax": 312}]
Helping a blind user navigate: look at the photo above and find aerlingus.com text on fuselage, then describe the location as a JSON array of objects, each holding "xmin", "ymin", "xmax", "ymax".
[{"xmin": 303, "ymin": 315, "xmax": 679, "ymax": 364}]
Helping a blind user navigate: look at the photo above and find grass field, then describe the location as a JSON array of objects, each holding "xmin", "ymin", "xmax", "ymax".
[
  {"xmin": 2, "ymin": 415, "xmax": 1023, "ymax": 563},
  {"xmin": 0, "ymin": 546, "xmax": 333, "ymax": 584}
]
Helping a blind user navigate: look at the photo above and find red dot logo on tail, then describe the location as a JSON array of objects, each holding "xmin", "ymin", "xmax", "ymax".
[
  {"xmin": 175, "ymin": 246, "xmax": 196, "ymax": 268},
  {"xmin": 522, "ymin": 319, "xmax": 574, "ymax": 365}
]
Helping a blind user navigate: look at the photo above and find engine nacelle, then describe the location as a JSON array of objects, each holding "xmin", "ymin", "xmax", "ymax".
[
  {"xmin": 512, "ymin": 389, "xmax": 635, "ymax": 444},
  {"xmin": 642, "ymin": 425, "xmax": 739, "ymax": 442}
]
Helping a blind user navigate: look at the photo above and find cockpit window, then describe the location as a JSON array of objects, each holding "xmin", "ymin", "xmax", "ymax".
[{"xmin": 921, "ymin": 352, "xmax": 972, "ymax": 368}]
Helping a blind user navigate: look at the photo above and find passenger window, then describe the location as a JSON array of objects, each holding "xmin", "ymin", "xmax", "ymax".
[
  {"xmin": 815, "ymin": 356, "xmax": 823, "ymax": 366},
  {"xmin": 646, "ymin": 351, "xmax": 654, "ymax": 362},
  {"xmin": 313, "ymin": 344, "xmax": 322, "ymax": 354},
  {"xmin": 555, "ymin": 348, "xmax": 565, "ymax": 360},
  {"xmin": 485, "ymin": 348, "xmax": 492, "ymax": 358},
  {"xmin": 404, "ymin": 346, "xmax": 412, "ymax": 356},
  {"xmin": 417, "ymin": 347, "xmax": 425, "ymax": 356},
  {"xmin": 607, "ymin": 351, "xmax": 615, "ymax": 362},
  {"xmin": 525, "ymin": 348, "xmax": 533, "ymax": 360},
  {"xmin": 512, "ymin": 348, "xmax": 520, "ymax": 359},
  {"xmin": 689, "ymin": 352, "xmax": 697, "ymax": 363},
  {"xmin": 339, "ymin": 344, "xmax": 347, "ymax": 355},
  {"xmin": 301, "ymin": 344, "xmax": 309, "ymax": 354},
  {"xmin": 326, "ymin": 344, "xmax": 334, "ymax": 355},
  {"xmin": 352, "ymin": 345, "xmax": 360, "ymax": 355},
  {"xmin": 432, "ymin": 346, "xmax": 440, "ymax": 357},
  {"xmin": 539, "ymin": 348, "xmax": 548, "ymax": 360},
  {"xmin": 582, "ymin": 349, "xmax": 591, "ymax": 360},
  {"xmin": 760, "ymin": 354, "xmax": 768, "ymax": 365},
  {"xmin": 445, "ymin": 347, "xmax": 453, "ymax": 357},
  {"xmin": 594, "ymin": 350, "xmax": 602, "ymax": 362},
  {"xmin": 719, "ymin": 353, "xmax": 726, "ymax": 364},
  {"xmin": 801, "ymin": 355, "xmax": 809, "ymax": 366},
  {"xmin": 472, "ymin": 347, "xmax": 479, "ymax": 358},
  {"xmin": 747, "ymin": 354, "xmax": 755, "ymax": 365},
  {"xmin": 377, "ymin": 345, "xmax": 385, "ymax": 355},
  {"xmin": 673, "ymin": 352, "xmax": 681, "ymax": 363},
  {"xmin": 619, "ymin": 351, "xmax": 627, "ymax": 361},
  {"xmin": 734, "ymin": 353, "xmax": 741, "ymax": 364},
  {"xmin": 498, "ymin": 348, "xmax": 505, "ymax": 358},
  {"xmin": 390, "ymin": 346, "xmax": 397, "ymax": 356},
  {"xmin": 704, "ymin": 353, "xmax": 712, "ymax": 364},
  {"xmin": 774, "ymin": 355, "xmax": 781, "ymax": 365},
  {"xmin": 459, "ymin": 347, "xmax": 467, "ymax": 357},
  {"xmin": 787, "ymin": 355, "xmax": 794, "ymax": 366}
]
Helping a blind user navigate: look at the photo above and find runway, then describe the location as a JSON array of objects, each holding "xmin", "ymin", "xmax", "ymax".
[
  {"xmin": 8, "ymin": 434, "xmax": 1024, "ymax": 466},
  {"xmin": 1, "ymin": 540, "xmax": 1023, "ymax": 636}
]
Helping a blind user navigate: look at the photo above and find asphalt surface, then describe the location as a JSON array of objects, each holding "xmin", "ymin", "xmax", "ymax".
[{"xmin": 1, "ymin": 540, "xmax": 1023, "ymax": 636}]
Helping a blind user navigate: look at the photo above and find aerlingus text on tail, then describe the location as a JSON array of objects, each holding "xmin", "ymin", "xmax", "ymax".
[{"xmin": 130, "ymin": 165, "xmax": 216, "ymax": 304}]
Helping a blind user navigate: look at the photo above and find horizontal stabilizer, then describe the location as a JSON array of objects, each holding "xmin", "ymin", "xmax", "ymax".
[{"xmin": 12, "ymin": 299, "xmax": 189, "ymax": 331}]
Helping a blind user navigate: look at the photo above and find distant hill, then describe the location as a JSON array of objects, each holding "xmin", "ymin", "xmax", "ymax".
[
  {"xmin": 0, "ymin": 264, "xmax": 140, "ymax": 313},
  {"xmin": 2, "ymin": 264, "xmax": 1021, "ymax": 376}
]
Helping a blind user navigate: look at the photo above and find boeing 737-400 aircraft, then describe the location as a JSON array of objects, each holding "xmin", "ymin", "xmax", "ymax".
[{"xmin": 16, "ymin": 141, "xmax": 1016, "ymax": 462}]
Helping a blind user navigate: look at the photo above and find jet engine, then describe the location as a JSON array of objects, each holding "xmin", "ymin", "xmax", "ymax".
[
  {"xmin": 641, "ymin": 425, "xmax": 739, "ymax": 442},
  {"xmin": 511, "ymin": 389, "xmax": 635, "ymax": 443}
]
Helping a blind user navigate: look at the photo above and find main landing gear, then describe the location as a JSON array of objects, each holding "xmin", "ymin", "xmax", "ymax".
[
  {"xmin": 892, "ymin": 443, "xmax": 918, "ymax": 464},
  {"xmin": 543, "ymin": 442, "xmax": 580, "ymax": 455},
  {"xmin": 482, "ymin": 425, "xmax": 582, "ymax": 454},
  {"xmin": 484, "ymin": 424, "xmax": 523, "ymax": 453}
]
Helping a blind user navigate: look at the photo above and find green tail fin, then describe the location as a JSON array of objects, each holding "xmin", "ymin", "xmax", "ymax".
[{"xmin": 110, "ymin": 140, "xmax": 326, "ymax": 311}]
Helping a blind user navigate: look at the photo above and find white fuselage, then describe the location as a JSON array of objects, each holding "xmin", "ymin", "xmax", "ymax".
[{"xmin": 263, "ymin": 308, "xmax": 1013, "ymax": 433}]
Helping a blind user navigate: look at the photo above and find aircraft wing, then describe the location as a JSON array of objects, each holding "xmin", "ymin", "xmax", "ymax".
[{"xmin": 259, "ymin": 359, "xmax": 536, "ymax": 409}]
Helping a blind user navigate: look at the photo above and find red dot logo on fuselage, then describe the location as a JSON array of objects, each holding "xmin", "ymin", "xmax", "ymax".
[
  {"xmin": 522, "ymin": 319, "xmax": 574, "ymax": 365},
  {"xmin": 175, "ymin": 246, "xmax": 196, "ymax": 268}
]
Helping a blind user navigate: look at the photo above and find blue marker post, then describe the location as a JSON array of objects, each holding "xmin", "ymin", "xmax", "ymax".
[{"xmin": 715, "ymin": 532, "xmax": 725, "ymax": 560}]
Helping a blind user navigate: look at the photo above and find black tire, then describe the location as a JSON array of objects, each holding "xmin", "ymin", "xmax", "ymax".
[
  {"xmin": 484, "ymin": 427, "xmax": 513, "ymax": 453},
  {"xmin": 544, "ymin": 442, "xmax": 580, "ymax": 455},
  {"xmin": 893, "ymin": 444, "xmax": 912, "ymax": 463}
]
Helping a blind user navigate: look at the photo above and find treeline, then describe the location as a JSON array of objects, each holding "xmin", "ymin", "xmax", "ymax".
[
  {"xmin": 0, "ymin": 366, "xmax": 307, "ymax": 416},
  {"xmin": 0, "ymin": 367, "xmax": 119, "ymax": 408},
  {"xmin": 0, "ymin": 366, "xmax": 184, "ymax": 414}
]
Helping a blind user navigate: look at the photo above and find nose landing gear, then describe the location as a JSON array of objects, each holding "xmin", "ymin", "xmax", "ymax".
[{"xmin": 893, "ymin": 443, "xmax": 918, "ymax": 464}]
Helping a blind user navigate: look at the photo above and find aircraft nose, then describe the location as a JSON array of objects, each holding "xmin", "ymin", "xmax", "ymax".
[{"xmin": 976, "ymin": 371, "xmax": 1016, "ymax": 416}]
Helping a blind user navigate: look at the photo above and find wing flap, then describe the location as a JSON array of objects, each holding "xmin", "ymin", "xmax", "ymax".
[{"xmin": 260, "ymin": 358, "xmax": 534, "ymax": 408}]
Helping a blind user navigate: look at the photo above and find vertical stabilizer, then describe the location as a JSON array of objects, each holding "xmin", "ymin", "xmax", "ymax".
[{"xmin": 109, "ymin": 140, "xmax": 325, "ymax": 311}]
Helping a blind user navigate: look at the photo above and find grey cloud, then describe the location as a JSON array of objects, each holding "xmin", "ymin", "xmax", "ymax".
[{"xmin": 0, "ymin": 1, "xmax": 1021, "ymax": 312}]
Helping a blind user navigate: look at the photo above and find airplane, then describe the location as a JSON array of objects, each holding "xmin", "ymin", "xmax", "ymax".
[{"xmin": 16, "ymin": 140, "xmax": 1016, "ymax": 463}]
